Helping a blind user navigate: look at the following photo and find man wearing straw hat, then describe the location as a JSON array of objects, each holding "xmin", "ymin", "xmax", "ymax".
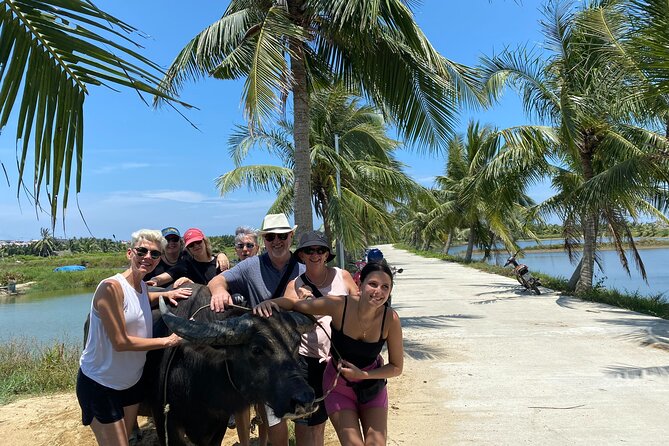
[{"xmin": 208, "ymin": 213, "xmax": 304, "ymax": 446}]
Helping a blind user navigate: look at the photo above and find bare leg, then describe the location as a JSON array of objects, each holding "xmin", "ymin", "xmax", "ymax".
[
  {"xmin": 256, "ymin": 404, "xmax": 269, "ymax": 446},
  {"xmin": 90, "ymin": 418, "xmax": 130, "ymax": 446},
  {"xmin": 235, "ymin": 407, "xmax": 251, "ymax": 446},
  {"xmin": 295, "ymin": 422, "xmax": 326, "ymax": 446},
  {"xmin": 268, "ymin": 420, "xmax": 288, "ymax": 446},
  {"xmin": 359, "ymin": 407, "xmax": 387, "ymax": 446},
  {"xmin": 329, "ymin": 410, "xmax": 364, "ymax": 446}
]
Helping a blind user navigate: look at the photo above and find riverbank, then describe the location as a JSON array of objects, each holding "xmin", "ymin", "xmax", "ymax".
[{"xmin": 2, "ymin": 244, "xmax": 668, "ymax": 445}]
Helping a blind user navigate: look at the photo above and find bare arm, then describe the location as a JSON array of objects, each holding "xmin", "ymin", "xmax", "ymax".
[
  {"xmin": 253, "ymin": 278, "xmax": 302, "ymax": 317},
  {"xmin": 208, "ymin": 273, "xmax": 232, "ymax": 312},
  {"xmin": 146, "ymin": 271, "xmax": 174, "ymax": 287},
  {"xmin": 147, "ymin": 288, "xmax": 192, "ymax": 307},
  {"xmin": 95, "ymin": 281, "xmax": 180, "ymax": 352},
  {"xmin": 341, "ymin": 269, "xmax": 360, "ymax": 296}
]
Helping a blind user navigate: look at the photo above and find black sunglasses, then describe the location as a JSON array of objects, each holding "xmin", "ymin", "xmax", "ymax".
[
  {"xmin": 165, "ymin": 236, "xmax": 180, "ymax": 243},
  {"xmin": 187, "ymin": 240, "xmax": 203, "ymax": 248},
  {"xmin": 264, "ymin": 233, "xmax": 289, "ymax": 242},
  {"xmin": 235, "ymin": 242, "xmax": 256, "ymax": 249},
  {"xmin": 133, "ymin": 247, "xmax": 161, "ymax": 260},
  {"xmin": 303, "ymin": 247, "xmax": 328, "ymax": 255}
]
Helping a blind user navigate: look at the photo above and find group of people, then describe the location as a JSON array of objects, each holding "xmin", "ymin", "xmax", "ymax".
[{"xmin": 76, "ymin": 213, "xmax": 404, "ymax": 446}]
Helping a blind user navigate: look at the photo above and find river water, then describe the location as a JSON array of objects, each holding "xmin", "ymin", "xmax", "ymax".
[
  {"xmin": 448, "ymin": 242, "xmax": 669, "ymax": 299},
  {"xmin": 2, "ymin": 244, "xmax": 668, "ymax": 344}
]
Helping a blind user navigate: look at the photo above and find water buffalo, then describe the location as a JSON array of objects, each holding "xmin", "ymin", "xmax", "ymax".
[{"xmin": 144, "ymin": 284, "xmax": 316, "ymax": 446}]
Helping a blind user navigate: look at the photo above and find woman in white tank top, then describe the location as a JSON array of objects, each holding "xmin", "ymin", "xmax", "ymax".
[{"xmin": 77, "ymin": 229, "xmax": 182, "ymax": 446}]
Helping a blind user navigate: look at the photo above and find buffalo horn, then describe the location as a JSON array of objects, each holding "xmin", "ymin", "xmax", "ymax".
[{"xmin": 159, "ymin": 298, "xmax": 253, "ymax": 345}]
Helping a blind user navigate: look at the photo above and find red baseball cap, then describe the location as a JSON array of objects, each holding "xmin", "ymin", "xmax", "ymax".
[{"xmin": 183, "ymin": 228, "xmax": 205, "ymax": 247}]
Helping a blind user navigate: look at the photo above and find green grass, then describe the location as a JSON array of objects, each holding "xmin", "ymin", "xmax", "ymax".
[
  {"xmin": 394, "ymin": 243, "xmax": 669, "ymax": 320},
  {"xmin": 0, "ymin": 339, "xmax": 81, "ymax": 405},
  {"xmin": 0, "ymin": 252, "xmax": 126, "ymax": 293}
]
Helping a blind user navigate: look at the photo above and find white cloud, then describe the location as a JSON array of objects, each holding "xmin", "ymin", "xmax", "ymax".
[{"xmin": 91, "ymin": 162, "xmax": 152, "ymax": 175}]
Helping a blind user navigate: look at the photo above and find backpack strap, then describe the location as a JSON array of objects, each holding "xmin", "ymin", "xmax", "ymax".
[
  {"xmin": 299, "ymin": 273, "xmax": 324, "ymax": 298},
  {"xmin": 271, "ymin": 255, "xmax": 298, "ymax": 299}
]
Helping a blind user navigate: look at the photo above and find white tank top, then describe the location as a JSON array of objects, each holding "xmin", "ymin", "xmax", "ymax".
[
  {"xmin": 80, "ymin": 273, "xmax": 153, "ymax": 390},
  {"xmin": 296, "ymin": 267, "xmax": 349, "ymax": 359}
]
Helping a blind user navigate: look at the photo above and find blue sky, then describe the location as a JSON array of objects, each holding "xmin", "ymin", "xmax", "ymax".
[{"xmin": 0, "ymin": 0, "xmax": 550, "ymax": 240}]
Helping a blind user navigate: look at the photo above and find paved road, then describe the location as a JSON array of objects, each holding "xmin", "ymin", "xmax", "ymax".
[{"xmin": 380, "ymin": 244, "xmax": 669, "ymax": 446}]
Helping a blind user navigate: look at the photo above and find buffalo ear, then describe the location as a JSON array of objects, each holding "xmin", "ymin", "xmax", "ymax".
[{"xmin": 280, "ymin": 311, "xmax": 316, "ymax": 335}]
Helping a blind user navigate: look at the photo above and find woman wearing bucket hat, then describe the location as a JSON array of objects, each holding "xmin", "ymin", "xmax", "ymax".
[{"xmin": 255, "ymin": 231, "xmax": 358, "ymax": 446}]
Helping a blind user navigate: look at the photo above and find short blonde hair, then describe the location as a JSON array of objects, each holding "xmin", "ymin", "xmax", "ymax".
[{"xmin": 130, "ymin": 229, "xmax": 166, "ymax": 251}]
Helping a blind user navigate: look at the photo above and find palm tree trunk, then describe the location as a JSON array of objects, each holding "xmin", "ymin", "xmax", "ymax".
[
  {"xmin": 289, "ymin": 3, "xmax": 312, "ymax": 236},
  {"xmin": 576, "ymin": 212, "xmax": 596, "ymax": 295},
  {"xmin": 443, "ymin": 230, "xmax": 453, "ymax": 254},
  {"xmin": 464, "ymin": 226, "xmax": 475, "ymax": 263},
  {"xmin": 575, "ymin": 141, "xmax": 596, "ymax": 295}
]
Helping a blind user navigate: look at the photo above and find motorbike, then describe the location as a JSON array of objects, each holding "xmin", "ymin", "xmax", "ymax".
[
  {"xmin": 504, "ymin": 252, "xmax": 541, "ymax": 295},
  {"xmin": 352, "ymin": 250, "xmax": 403, "ymax": 287}
]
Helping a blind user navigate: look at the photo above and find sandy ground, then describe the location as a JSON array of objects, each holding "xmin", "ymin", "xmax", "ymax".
[{"xmin": 2, "ymin": 244, "xmax": 668, "ymax": 445}]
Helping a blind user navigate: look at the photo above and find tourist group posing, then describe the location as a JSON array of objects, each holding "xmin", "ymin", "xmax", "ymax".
[{"xmin": 76, "ymin": 213, "xmax": 404, "ymax": 446}]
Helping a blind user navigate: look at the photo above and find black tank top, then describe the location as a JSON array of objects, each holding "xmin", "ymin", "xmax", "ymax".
[{"xmin": 330, "ymin": 296, "xmax": 388, "ymax": 369}]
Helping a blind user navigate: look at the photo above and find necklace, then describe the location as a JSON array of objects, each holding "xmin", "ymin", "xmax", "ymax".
[
  {"xmin": 356, "ymin": 303, "xmax": 376, "ymax": 339},
  {"xmin": 305, "ymin": 268, "xmax": 330, "ymax": 288}
]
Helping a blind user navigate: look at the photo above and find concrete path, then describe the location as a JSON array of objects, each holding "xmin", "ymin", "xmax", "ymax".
[{"xmin": 381, "ymin": 244, "xmax": 669, "ymax": 446}]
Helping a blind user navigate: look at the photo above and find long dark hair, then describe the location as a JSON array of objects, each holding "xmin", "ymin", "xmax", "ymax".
[{"xmin": 360, "ymin": 260, "xmax": 394, "ymax": 288}]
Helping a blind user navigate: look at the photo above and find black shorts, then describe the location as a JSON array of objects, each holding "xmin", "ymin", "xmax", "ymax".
[
  {"xmin": 294, "ymin": 355, "xmax": 328, "ymax": 426},
  {"xmin": 76, "ymin": 369, "xmax": 144, "ymax": 425}
]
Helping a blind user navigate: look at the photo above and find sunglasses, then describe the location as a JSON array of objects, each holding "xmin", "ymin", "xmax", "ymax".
[
  {"xmin": 133, "ymin": 247, "xmax": 161, "ymax": 260},
  {"xmin": 303, "ymin": 247, "xmax": 329, "ymax": 255},
  {"xmin": 165, "ymin": 236, "xmax": 180, "ymax": 243},
  {"xmin": 235, "ymin": 242, "xmax": 256, "ymax": 249},
  {"xmin": 187, "ymin": 240, "xmax": 203, "ymax": 248},
  {"xmin": 263, "ymin": 233, "xmax": 289, "ymax": 242}
]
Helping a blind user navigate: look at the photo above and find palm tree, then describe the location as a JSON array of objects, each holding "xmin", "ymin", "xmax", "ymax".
[
  {"xmin": 424, "ymin": 121, "xmax": 537, "ymax": 263},
  {"xmin": 157, "ymin": 0, "xmax": 482, "ymax": 234},
  {"xmin": 0, "ymin": 0, "xmax": 189, "ymax": 227},
  {"xmin": 216, "ymin": 84, "xmax": 425, "ymax": 252},
  {"xmin": 480, "ymin": 0, "xmax": 669, "ymax": 294},
  {"xmin": 31, "ymin": 227, "xmax": 55, "ymax": 257}
]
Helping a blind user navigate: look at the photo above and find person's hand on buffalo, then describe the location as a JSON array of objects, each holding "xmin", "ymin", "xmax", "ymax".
[
  {"xmin": 254, "ymin": 300, "xmax": 282, "ymax": 318},
  {"xmin": 163, "ymin": 332, "xmax": 183, "ymax": 348},
  {"xmin": 209, "ymin": 289, "xmax": 232, "ymax": 312},
  {"xmin": 164, "ymin": 287, "xmax": 192, "ymax": 306}
]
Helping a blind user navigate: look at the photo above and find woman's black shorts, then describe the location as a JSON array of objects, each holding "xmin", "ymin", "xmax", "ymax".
[
  {"xmin": 76, "ymin": 369, "xmax": 144, "ymax": 425},
  {"xmin": 294, "ymin": 355, "xmax": 328, "ymax": 426}
]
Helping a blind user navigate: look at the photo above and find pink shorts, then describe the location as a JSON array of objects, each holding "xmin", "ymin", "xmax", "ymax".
[{"xmin": 322, "ymin": 357, "xmax": 388, "ymax": 414}]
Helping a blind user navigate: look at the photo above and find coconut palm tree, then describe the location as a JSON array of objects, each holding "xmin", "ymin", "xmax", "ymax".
[
  {"xmin": 157, "ymin": 0, "xmax": 482, "ymax": 235},
  {"xmin": 216, "ymin": 84, "xmax": 425, "ymax": 252},
  {"xmin": 31, "ymin": 227, "xmax": 55, "ymax": 257},
  {"xmin": 480, "ymin": 0, "xmax": 669, "ymax": 294},
  {"xmin": 423, "ymin": 121, "xmax": 538, "ymax": 263},
  {"xmin": 0, "ymin": 0, "xmax": 189, "ymax": 228}
]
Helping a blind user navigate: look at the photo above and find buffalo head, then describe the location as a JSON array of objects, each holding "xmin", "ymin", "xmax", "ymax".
[{"xmin": 158, "ymin": 287, "xmax": 317, "ymax": 420}]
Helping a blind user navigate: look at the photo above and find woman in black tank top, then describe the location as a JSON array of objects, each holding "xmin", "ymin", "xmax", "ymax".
[{"xmin": 254, "ymin": 260, "xmax": 405, "ymax": 446}]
